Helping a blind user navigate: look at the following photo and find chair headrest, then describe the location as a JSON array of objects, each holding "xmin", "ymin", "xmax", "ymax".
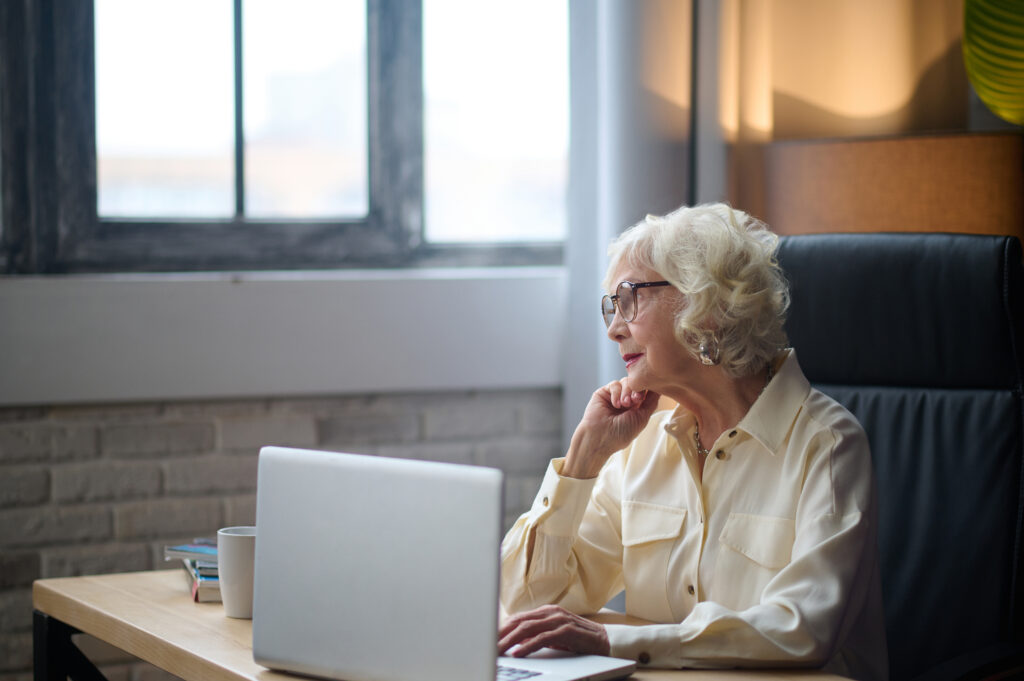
[{"xmin": 776, "ymin": 233, "xmax": 1023, "ymax": 389}]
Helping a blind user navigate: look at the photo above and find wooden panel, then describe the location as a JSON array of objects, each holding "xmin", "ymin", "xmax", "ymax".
[{"xmin": 757, "ymin": 133, "xmax": 1024, "ymax": 238}]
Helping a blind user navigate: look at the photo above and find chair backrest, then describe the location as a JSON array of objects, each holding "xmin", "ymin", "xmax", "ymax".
[{"xmin": 776, "ymin": 233, "xmax": 1024, "ymax": 681}]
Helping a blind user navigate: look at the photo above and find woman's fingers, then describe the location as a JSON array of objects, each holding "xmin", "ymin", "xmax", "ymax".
[
  {"xmin": 606, "ymin": 380, "xmax": 623, "ymax": 409},
  {"xmin": 498, "ymin": 605, "xmax": 610, "ymax": 658},
  {"xmin": 606, "ymin": 378, "xmax": 645, "ymax": 410},
  {"xmin": 566, "ymin": 381, "xmax": 661, "ymax": 478},
  {"xmin": 498, "ymin": 611, "xmax": 552, "ymax": 655},
  {"xmin": 639, "ymin": 388, "xmax": 661, "ymax": 414}
]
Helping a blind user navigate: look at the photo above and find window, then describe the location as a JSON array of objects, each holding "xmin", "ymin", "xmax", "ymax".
[
  {"xmin": 0, "ymin": 0, "xmax": 565, "ymax": 273},
  {"xmin": 95, "ymin": 0, "xmax": 369, "ymax": 220},
  {"xmin": 423, "ymin": 0, "xmax": 567, "ymax": 244}
]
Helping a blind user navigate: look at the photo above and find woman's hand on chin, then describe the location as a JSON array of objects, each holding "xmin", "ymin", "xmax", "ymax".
[
  {"xmin": 562, "ymin": 378, "xmax": 661, "ymax": 479},
  {"xmin": 498, "ymin": 605, "xmax": 611, "ymax": 658}
]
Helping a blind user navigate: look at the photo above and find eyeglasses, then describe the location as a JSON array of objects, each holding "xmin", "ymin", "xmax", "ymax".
[{"xmin": 601, "ymin": 281, "xmax": 671, "ymax": 328}]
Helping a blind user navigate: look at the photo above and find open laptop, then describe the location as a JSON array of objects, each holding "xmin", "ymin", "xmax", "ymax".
[{"xmin": 253, "ymin": 446, "xmax": 635, "ymax": 681}]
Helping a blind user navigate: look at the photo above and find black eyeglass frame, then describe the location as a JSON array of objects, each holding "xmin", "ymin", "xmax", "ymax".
[{"xmin": 601, "ymin": 280, "xmax": 672, "ymax": 327}]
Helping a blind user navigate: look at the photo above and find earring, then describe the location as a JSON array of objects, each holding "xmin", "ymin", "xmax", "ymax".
[{"xmin": 698, "ymin": 336, "xmax": 720, "ymax": 366}]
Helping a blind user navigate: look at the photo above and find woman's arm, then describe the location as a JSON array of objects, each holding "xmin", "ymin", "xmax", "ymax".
[
  {"xmin": 500, "ymin": 382, "xmax": 660, "ymax": 615},
  {"xmin": 499, "ymin": 453, "xmax": 626, "ymax": 615}
]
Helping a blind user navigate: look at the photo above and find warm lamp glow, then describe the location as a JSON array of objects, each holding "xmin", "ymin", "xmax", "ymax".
[
  {"xmin": 772, "ymin": 1, "xmax": 921, "ymax": 119},
  {"xmin": 718, "ymin": 0, "xmax": 740, "ymax": 140},
  {"xmin": 719, "ymin": 0, "xmax": 965, "ymax": 140},
  {"xmin": 737, "ymin": 0, "xmax": 772, "ymax": 140},
  {"xmin": 641, "ymin": 0, "xmax": 693, "ymax": 137}
]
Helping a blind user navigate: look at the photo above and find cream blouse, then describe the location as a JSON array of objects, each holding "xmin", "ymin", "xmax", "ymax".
[{"xmin": 500, "ymin": 350, "xmax": 888, "ymax": 681}]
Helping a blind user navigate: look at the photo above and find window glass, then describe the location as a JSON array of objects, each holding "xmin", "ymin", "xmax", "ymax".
[
  {"xmin": 92, "ymin": 1, "xmax": 566, "ymax": 252},
  {"xmin": 95, "ymin": 0, "xmax": 234, "ymax": 218},
  {"xmin": 244, "ymin": 0, "xmax": 368, "ymax": 218},
  {"xmin": 423, "ymin": 0, "xmax": 568, "ymax": 243}
]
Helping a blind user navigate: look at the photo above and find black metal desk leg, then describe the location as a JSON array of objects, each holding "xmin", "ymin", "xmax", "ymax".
[{"xmin": 33, "ymin": 611, "xmax": 108, "ymax": 681}]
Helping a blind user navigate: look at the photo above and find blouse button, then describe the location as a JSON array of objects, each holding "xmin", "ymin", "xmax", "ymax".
[
  {"xmin": 687, "ymin": 584, "xmax": 695, "ymax": 595},
  {"xmin": 542, "ymin": 496, "xmax": 549, "ymax": 507},
  {"xmin": 715, "ymin": 450, "xmax": 726, "ymax": 460},
  {"xmin": 728, "ymin": 430, "xmax": 737, "ymax": 438},
  {"xmin": 638, "ymin": 652, "xmax": 651, "ymax": 665}
]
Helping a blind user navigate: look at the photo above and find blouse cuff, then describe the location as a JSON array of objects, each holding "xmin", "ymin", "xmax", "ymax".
[
  {"xmin": 526, "ymin": 458, "xmax": 598, "ymax": 538},
  {"xmin": 605, "ymin": 623, "xmax": 683, "ymax": 668}
]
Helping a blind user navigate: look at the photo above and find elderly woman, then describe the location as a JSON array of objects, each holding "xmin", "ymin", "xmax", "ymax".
[{"xmin": 498, "ymin": 204, "xmax": 888, "ymax": 681}]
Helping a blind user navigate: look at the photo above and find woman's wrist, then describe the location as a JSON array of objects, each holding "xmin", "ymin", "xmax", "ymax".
[
  {"xmin": 561, "ymin": 458, "xmax": 600, "ymax": 480},
  {"xmin": 562, "ymin": 431, "xmax": 611, "ymax": 479}
]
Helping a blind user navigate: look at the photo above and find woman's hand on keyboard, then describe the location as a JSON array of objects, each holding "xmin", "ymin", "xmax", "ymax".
[{"xmin": 498, "ymin": 605, "xmax": 610, "ymax": 658}]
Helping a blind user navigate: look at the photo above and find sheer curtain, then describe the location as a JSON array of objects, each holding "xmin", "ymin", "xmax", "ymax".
[{"xmin": 564, "ymin": 0, "xmax": 693, "ymax": 443}]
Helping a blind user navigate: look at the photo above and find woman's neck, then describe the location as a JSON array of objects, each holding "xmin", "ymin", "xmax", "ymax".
[{"xmin": 666, "ymin": 364, "xmax": 772, "ymax": 451}]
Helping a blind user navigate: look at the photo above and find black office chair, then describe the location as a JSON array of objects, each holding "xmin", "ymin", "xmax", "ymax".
[{"xmin": 777, "ymin": 233, "xmax": 1024, "ymax": 681}]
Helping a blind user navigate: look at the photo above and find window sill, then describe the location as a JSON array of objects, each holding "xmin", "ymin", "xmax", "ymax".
[{"xmin": 0, "ymin": 267, "xmax": 566, "ymax": 406}]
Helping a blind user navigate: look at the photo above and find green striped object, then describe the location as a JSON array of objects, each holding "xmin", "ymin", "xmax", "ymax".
[{"xmin": 964, "ymin": 0, "xmax": 1024, "ymax": 125}]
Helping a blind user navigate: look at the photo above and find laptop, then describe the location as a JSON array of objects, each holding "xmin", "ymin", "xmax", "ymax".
[{"xmin": 252, "ymin": 446, "xmax": 636, "ymax": 681}]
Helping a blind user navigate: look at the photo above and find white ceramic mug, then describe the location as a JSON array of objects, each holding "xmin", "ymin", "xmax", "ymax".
[{"xmin": 217, "ymin": 526, "xmax": 257, "ymax": 618}]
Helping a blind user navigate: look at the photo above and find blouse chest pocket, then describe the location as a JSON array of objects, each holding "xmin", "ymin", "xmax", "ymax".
[
  {"xmin": 621, "ymin": 500, "xmax": 686, "ymax": 547},
  {"xmin": 718, "ymin": 512, "xmax": 795, "ymax": 569}
]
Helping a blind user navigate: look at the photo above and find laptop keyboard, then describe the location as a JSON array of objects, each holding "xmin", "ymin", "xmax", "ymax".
[{"xmin": 496, "ymin": 665, "xmax": 542, "ymax": 681}]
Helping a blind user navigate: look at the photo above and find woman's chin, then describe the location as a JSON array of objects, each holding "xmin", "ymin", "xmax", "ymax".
[{"xmin": 624, "ymin": 375, "xmax": 646, "ymax": 394}]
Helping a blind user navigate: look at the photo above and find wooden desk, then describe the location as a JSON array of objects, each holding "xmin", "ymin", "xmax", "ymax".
[{"xmin": 33, "ymin": 570, "xmax": 847, "ymax": 681}]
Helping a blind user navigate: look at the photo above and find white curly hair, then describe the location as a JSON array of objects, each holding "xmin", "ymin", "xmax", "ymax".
[{"xmin": 603, "ymin": 203, "xmax": 790, "ymax": 378}]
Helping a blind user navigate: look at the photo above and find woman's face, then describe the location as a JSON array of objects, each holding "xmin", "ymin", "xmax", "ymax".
[{"xmin": 605, "ymin": 264, "xmax": 693, "ymax": 394}]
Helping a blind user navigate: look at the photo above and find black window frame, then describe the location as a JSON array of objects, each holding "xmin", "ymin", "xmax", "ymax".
[{"xmin": 0, "ymin": 0, "xmax": 563, "ymax": 274}]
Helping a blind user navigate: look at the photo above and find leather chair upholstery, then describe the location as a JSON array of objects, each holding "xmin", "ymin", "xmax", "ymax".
[{"xmin": 776, "ymin": 233, "xmax": 1024, "ymax": 681}]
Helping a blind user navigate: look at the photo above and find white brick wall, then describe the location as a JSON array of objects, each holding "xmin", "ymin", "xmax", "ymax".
[{"xmin": 0, "ymin": 387, "xmax": 559, "ymax": 680}]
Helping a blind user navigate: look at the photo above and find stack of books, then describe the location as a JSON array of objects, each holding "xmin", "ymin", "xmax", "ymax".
[{"xmin": 164, "ymin": 539, "xmax": 220, "ymax": 603}]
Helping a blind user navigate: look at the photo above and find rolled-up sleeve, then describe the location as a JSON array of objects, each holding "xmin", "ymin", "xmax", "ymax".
[{"xmin": 500, "ymin": 455, "xmax": 626, "ymax": 615}]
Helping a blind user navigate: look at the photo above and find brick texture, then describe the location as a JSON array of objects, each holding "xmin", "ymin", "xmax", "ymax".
[
  {"xmin": 375, "ymin": 442, "xmax": 476, "ymax": 466},
  {"xmin": 218, "ymin": 415, "xmax": 317, "ymax": 451},
  {"xmin": 0, "ymin": 424, "xmax": 98, "ymax": 463},
  {"xmin": 43, "ymin": 543, "xmax": 151, "ymax": 578},
  {"xmin": 0, "ymin": 592, "xmax": 31, "ymax": 633},
  {"xmin": 0, "ymin": 426, "xmax": 50, "ymax": 462},
  {"xmin": 0, "ymin": 468, "xmax": 49, "ymax": 508},
  {"xmin": 0, "ymin": 632, "xmax": 31, "ymax": 672},
  {"xmin": 0, "ymin": 554, "xmax": 40, "ymax": 590},
  {"xmin": 114, "ymin": 497, "xmax": 223, "ymax": 540},
  {"xmin": 517, "ymin": 394, "xmax": 564, "ymax": 435},
  {"xmin": 223, "ymin": 494, "xmax": 257, "ymax": 527},
  {"xmin": 0, "ymin": 506, "xmax": 112, "ymax": 548},
  {"xmin": 474, "ymin": 437, "xmax": 563, "ymax": 473},
  {"xmin": 422, "ymin": 397, "xmax": 518, "ymax": 441},
  {"xmin": 0, "ymin": 387, "xmax": 561, "ymax": 677},
  {"xmin": 164, "ymin": 456, "xmax": 258, "ymax": 496},
  {"xmin": 318, "ymin": 412, "xmax": 421, "ymax": 447},
  {"xmin": 52, "ymin": 461, "xmax": 161, "ymax": 503},
  {"xmin": 103, "ymin": 423, "xmax": 215, "ymax": 458}
]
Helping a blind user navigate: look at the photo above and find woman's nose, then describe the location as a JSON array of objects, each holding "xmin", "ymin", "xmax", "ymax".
[{"xmin": 606, "ymin": 310, "xmax": 628, "ymax": 341}]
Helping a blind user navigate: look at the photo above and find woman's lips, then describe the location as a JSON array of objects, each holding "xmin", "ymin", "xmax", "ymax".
[{"xmin": 623, "ymin": 353, "xmax": 642, "ymax": 367}]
